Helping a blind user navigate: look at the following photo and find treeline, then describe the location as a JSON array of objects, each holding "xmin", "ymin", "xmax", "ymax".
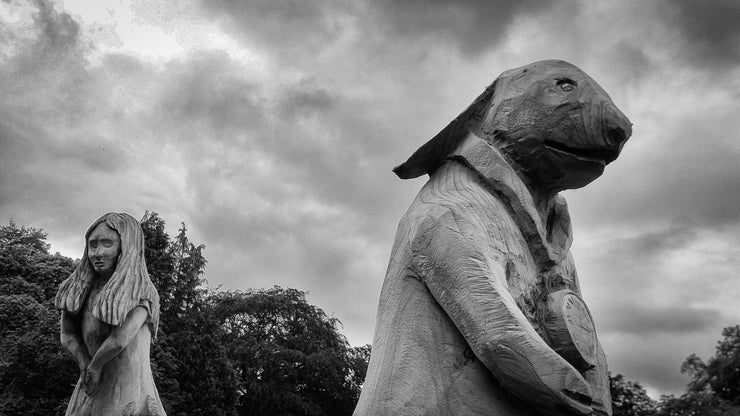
[
  {"xmin": 0, "ymin": 213, "xmax": 369, "ymax": 416},
  {"xmin": 610, "ymin": 324, "xmax": 740, "ymax": 416},
  {"xmin": 2, "ymin": 214, "xmax": 739, "ymax": 416}
]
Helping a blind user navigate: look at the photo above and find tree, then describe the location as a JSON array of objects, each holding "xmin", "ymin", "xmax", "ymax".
[
  {"xmin": 0, "ymin": 220, "xmax": 77, "ymax": 416},
  {"xmin": 347, "ymin": 343, "xmax": 371, "ymax": 397},
  {"xmin": 140, "ymin": 211, "xmax": 176, "ymax": 309},
  {"xmin": 0, "ymin": 220, "xmax": 49, "ymax": 252},
  {"xmin": 678, "ymin": 326, "xmax": 740, "ymax": 404},
  {"xmin": 140, "ymin": 212, "xmax": 237, "ymax": 415},
  {"xmin": 706, "ymin": 326, "xmax": 740, "ymax": 403},
  {"xmin": 211, "ymin": 287, "xmax": 367, "ymax": 416},
  {"xmin": 140, "ymin": 212, "xmax": 207, "ymax": 332},
  {"xmin": 0, "ymin": 219, "xmax": 75, "ymax": 299},
  {"xmin": 0, "ymin": 216, "xmax": 371, "ymax": 415},
  {"xmin": 167, "ymin": 222, "xmax": 207, "ymax": 327},
  {"xmin": 655, "ymin": 325, "xmax": 740, "ymax": 415},
  {"xmin": 610, "ymin": 373, "xmax": 657, "ymax": 416},
  {"xmin": 655, "ymin": 390, "xmax": 739, "ymax": 416},
  {"xmin": 140, "ymin": 215, "xmax": 371, "ymax": 415},
  {"xmin": 150, "ymin": 307, "xmax": 238, "ymax": 416}
]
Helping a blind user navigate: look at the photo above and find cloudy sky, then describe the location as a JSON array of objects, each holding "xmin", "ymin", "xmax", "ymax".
[{"xmin": 2, "ymin": 0, "xmax": 740, "ymax": 397}]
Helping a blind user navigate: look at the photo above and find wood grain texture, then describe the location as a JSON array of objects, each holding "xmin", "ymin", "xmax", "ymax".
[
  {"xmin": 356, "ymin": 60, "xmax": 632, "ymax": 416},
  {"xmin": 545, "ymin": 290, "xmax": 598, "ymax": 372},
  {"xmin": 57, "ymin": 213, "xmax": 166, "ymax": 416}
]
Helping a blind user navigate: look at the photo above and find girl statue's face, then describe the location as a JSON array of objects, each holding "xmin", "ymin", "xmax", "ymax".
[{"xmin": 87, "ymin": 222, "xmax": 121, "ymax": 278}]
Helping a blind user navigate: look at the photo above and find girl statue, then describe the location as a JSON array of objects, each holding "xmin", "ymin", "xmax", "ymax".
[{"xmin": 55, "ymin": 212, "xmax": 166, "ymax": 415}]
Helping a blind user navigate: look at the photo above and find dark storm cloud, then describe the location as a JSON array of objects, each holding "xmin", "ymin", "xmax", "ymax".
[
  {"xmin": 0, "ymin": 119, "xmax": 50, "ymax": 207},
  {"xmin": 100, "ymin": 53, "xmax": 147, "ymax": 76},
  {"xmin": 198, "ymin": 0, "xmax": 354, "ymax": 58},
  {"xmin": 576, "ymin": 217, "xmax": 739, "ymax": 308},
  {"xmin": 370, "ymin": 0, "xmax": 557, "ymax": 57},
  {"xmin": 278, "ymin": 79, "xmax": 336, "ymax": 118},
  {"xmin": 195, "ymin": 201, "xmax": 370, "ymax": 285},
  {"xmin": 198, "ymin": 0, "xmax": 565, "ymax": 61},
  {"xmin": 157, "ymin": 50, "xmax": 265, "ymax": 135},
  {"xmin": 30, "ymin": 0, "xmax": 80, "ymax": 52},
  {"xmin": 191, "ymin": 0, "xmax": 589, "ymax": 241},
  {"xmin": 1, "ymin": 1, "xmax": 185, "ymax": 240},
  {"xmin": 614, "ymin": 220, "xmax": 697, "ymax": 260},
  {"xmin": 0, "ymin": 1, "xmax": 136, "ymax": 191},
  {"xmin": 139, "ymin": 48, "xmax": 377, "ymax": 260},
  {"xmin": 151, "ymin": 51, "xmax": 357, "ymax": 198},
  {"xmin": 148, "ymin": 46, "xmax": 409, "ymax": 244},
  {"xmin": 577, "ymin": 219, "xmax": 738, "ymax": 394},
  {"xmin": 604, "ymin": 333, "xmax": 697, "ymax": 394},
  {"xmin": 184, "ymin": 177, "xmax": 384, "ymax": 330},
  {"xmin": 2, "ymin": 0, "xmax": 81, "ymax": 77},
  {"xmin": 0, "ymin": 116, "xmax": 127, "ymax": 222},
  {"xmin": 128, "ymin": 45, "xmax": 399, "ymax": 336},
  {"xmin": 637, "ymin": 114, "xmax": 740, "ymax": 227},
  {"xmin": 600, "ymin": 303, "xmax": 720, "ymax": 335},
  {"xmin": 610, "ymin": 40, "xmax": 653, "ymax": 82},
  {"xmin": 150, "ymin": 51, "xmax": 357, "ymax": 210},
  {"xmin": 0, "ymin": 0, "xmax": 84, "ymax": 84},
  {"xmin": 662, "ymin": 0, "xmax": 740, "ymax": 69}
]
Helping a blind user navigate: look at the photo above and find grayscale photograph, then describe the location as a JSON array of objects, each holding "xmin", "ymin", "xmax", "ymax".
[{"xmin": 1, "ymin": 1, "xmax": 739, "ymax": 415}]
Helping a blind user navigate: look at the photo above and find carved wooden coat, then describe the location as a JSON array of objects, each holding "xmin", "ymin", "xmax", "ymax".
[{"xmin": 354, "ymin": 60, "xmax": 631, "ymax": 416}]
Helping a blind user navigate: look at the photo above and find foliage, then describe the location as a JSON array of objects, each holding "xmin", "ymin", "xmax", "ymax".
[
  {"xmin": 705, "ymin": 326, "xmax": 740, "ymax": 403},
  {"xmin": 347, "ymin": 343, "xmax": 371, "ymax": 395},
  {"xmin": 0, "ymin": 220, "xmax": 49, "ymax": 252},
  {"xmin": 140, "ymin": 211, "xmax": 176, "ymax": 311},
  {"xmin": 141, "ymin": 211, "xmax": 208, "ymax": 332},
  {"xmin": 610, "ymin": 373, "xmax": 657, "ymax": 416},
  {"xmin": 211, "ymin": 287, "xmax": 369, "ymax": 416},
  {"xmin": 151, "ymin": 322, "xmax": 238, "ymax": 416},
  {"xmin": 655, "ymin": 390, "xmax": 740, "ymax": 416},
  {"xmin": 0, "ymin": 220, "xmax": 77, "ymax": 416},
  {"xmin": 0, "ymin": 215, "xmax": 371, "ymax": 416},
  {"xmin": 654, "ymin": 325, "xmax": 740, "ymax": 415},
  {"xmin": 142, "ymin": 214, "xmax": 370, "ymax": 415},
  {"xmin": 141, "ymin": 212, "xmax": 237, "ymax": 415},
  {"xmin": 0, "ymin": 219, "xmax": 76, "ymax": 299}
]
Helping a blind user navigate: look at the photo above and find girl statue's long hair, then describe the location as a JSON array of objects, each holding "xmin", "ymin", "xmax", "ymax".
[{"xmin": 55, "ymin": 212, "xmax": 160, "ymax": 338}]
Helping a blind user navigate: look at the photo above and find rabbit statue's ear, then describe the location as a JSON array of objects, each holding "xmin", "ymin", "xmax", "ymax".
[{"xmin": 392, "ymin": 81, "xmax": 497, "ymax": 179}]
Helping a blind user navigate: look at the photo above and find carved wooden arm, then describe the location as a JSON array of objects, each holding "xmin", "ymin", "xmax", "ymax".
[
  {"xmin": 584, "ymin": 344, "xmax": 612, "ymax": 415},
  {"xmin": 412, "ymin": 210, "xmax": 595, "ymax": 415},
  {"xmin": 60, "ymin": 311, "xmax": 91, "ymax": 375},
  {"xmin": 546, "ymin": 289, "xmax": 613, "ymax": 415},
  {"xmin": 85, "ymin": 306, "xmax": 149, "ymax": 395}
]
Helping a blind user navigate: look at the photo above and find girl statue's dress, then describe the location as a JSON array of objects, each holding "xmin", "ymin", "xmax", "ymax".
[{"xmin": 55, "ymin": 212, "xmax": 166, "ymax": 416}]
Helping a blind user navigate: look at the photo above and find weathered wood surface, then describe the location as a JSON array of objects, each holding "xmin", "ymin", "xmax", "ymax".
[
  {"xmin": 545, "ymin": 290, "xmax": 599, "ymax": 373},
  {"xmin": 355, "ymin": 60, "xmax": 631, "ymax": 416},
  {"xmin": 56, "ymin": 213, "xmax": 166, "ymax": 416}
]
